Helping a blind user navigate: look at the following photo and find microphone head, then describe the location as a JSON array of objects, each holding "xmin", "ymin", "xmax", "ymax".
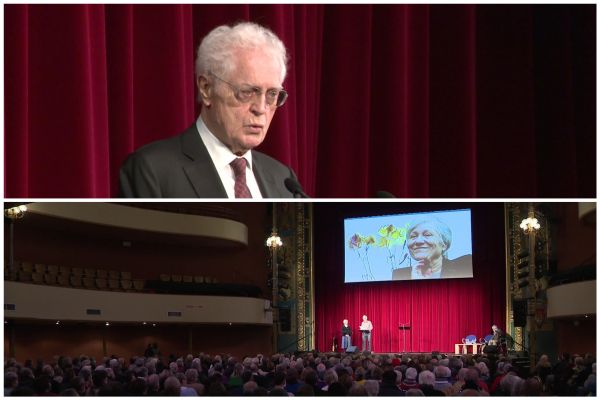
[
  {"xmin": 284, "ymin": 178, "xmax": 309, "ymax": 198},
  {"xmin": 284, "ymin": 177, "xmax": 301, "ymax": 193},
  {"xmin": 375, "ymin": 190, "xmax": 396, "ymax": 198}
]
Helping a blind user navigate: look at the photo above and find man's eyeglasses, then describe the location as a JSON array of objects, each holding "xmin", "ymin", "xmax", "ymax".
[{"xmin": 210, "ymin": 72, "xmax": 288, "ymax": 107}]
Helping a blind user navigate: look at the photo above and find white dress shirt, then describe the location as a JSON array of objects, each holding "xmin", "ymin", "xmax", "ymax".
[
  {"xmin": 196, "ymin": 116, "xmax": 263, "ymax": 199},
  {"xmin": 359, "ymin": 320, "xmax": 373, "ymax": 331}
]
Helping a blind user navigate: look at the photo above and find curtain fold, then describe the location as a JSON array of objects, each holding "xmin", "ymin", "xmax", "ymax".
[{"xmin": 4, "ymin": 4, "xmax": 595, "ymax": 198}]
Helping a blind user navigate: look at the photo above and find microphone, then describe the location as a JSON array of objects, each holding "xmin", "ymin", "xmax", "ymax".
[
  {"xmin": 375, "ymin": 190, "xmax": 396, "ymax": 198},
  {"xmin": 284, "ymin": 178, "xmax": 309, "ymax": 198}
]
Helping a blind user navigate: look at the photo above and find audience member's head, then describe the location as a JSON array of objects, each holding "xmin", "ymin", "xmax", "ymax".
[
  {"xmin": 405, "ymin": 367, "xmax": 418, "ymax": 382},
  {"xmin": 207, "ymin": 381, "xmax": 227, "ymax": 396},
  {"xmin": 163, "ymin": 376, "xmax": 181, "ymax": 396},
  {"xmin": 518, "ymin": 376, "xmax": 543, "ymax": 396},
  {"xmin": 500, "ymin": 373, "xmax": 523, "ymax": 396},
  {"xmin": 382, "ymin": 369, "xmax": 398, "ymax": 385},
  {"xmin": 418, "ymin": 370, "xmax": 435, "ymax": 386},
  {"xmin": 268, "ymin": 387, "xmax": 289, "ymax": 396},
  {"xmin": 364, "ymin": 379, "xmax": 379, "ymax": 396},
  {"xmin": 5, "ymin": 371, "xmax": 18, "ymax": 391},
  {"xmin": 242, "ymin": 380, "xmax": 258, "ymax": 395},
  {"xmin": 434, "ymin": 365, "xmax": 451, "ymax": 380},
  {"xmin": 296, "ymin": 384, "xmax": 315, "ymax": 396}
]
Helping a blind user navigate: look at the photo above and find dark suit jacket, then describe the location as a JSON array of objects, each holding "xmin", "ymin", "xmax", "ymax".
[
  {"xmin": 392, "ymin": 254, "xmax": 473, "ymax": 280},
  {"xmin": 119, "ymin": 124, "xmax": 297, "ymax": 198}
]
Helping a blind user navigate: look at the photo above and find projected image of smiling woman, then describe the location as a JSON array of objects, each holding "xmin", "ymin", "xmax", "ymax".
[
  {"xmin": 407, "ymin": 219, "xmax": 451, "ymax": 278},
  {"xmin": 392, "ymin": 218, "xmax": 472, "ymax": 280}
]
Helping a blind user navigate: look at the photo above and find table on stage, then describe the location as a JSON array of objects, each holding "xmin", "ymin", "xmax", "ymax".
[{"xmin": 454, "ymin": 343, "xmax": 485, "ymax": 354}]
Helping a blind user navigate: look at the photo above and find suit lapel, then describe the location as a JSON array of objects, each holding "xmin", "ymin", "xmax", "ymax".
[
  {"xmin": 252, "ymin": 152, "xmax": 277, "ymax": 198},
  {"xmin": 179, "ymin": 125, "xmax": 228, "ymax": 198}
]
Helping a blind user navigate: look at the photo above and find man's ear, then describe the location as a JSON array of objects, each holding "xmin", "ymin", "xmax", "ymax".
[{"xmin": 197, "ymin": 75, "xmax": 211, "ymax": 107}]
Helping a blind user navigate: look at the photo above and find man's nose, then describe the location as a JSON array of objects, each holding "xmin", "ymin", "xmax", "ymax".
[{"xmin": 249, "ymin": 93, "xmax": 269, "ymax": 115}]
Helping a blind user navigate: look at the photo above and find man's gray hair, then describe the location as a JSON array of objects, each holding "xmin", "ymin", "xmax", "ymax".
[
  {"xmin": 418, "ymin": 370, "xmax": 436, "ymax": 385},
  {"xmin": 196, "ymin": 22, "xmax": 288, "ymax": 84},
  {"xmin": 364, "ymin": 379, "xmax": 380, "ymax": 396}
]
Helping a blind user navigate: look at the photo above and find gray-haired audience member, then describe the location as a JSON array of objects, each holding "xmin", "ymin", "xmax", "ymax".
[
  {"xmin": 434, "ymin": 365, "xmax": 453, "ymax": 393},
  {"xmin": 163, "ymin": 376, "xmax": 181, "ymax": 396},
  {"xmin": 419, "ymin": 370, "xmax": 436, "ymax": 386},
  {"xmin": 4, "ymin": 371, "xmax": 18, "ymax": 396},
  {"xmin": 243, "ymin": 380, "xmax": 258, "ymax": 395},
  {"xmin": 364, "ymin": 379, "xmax": 380, "ymax": 396},
  {"xmin": 5, "ymin": 350, "xmax": 596, "ymax": 396}
]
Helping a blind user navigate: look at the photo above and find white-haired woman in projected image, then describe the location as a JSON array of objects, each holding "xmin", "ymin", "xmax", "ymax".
[{"xmin": 392, "ymin": 218, "xmax": 472, "ymax": 280}]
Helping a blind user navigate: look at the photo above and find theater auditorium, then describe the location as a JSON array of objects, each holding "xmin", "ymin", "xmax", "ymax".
[{"xmin": 4, "ymin": 202, "xmax": 596, "ymax": 396}]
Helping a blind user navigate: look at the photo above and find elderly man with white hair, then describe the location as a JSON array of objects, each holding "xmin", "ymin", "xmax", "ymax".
[
  {"xmin": 401, "ymin": 367, "xmax": 419, "ymax": 391},
  {"xmin": 364, "ymin": 379, "xmax": 380, "ymax": 396},
  {"xmin": 120, "ymin": 21, "xmax": 300, "ymax": 198},
  {"xmin": 433, "ymin": 365, "xmax": 453, "ymax": 393},
  {"xmin": 419, "ymin": 370, "xmax": 446, "ymax": 395}
]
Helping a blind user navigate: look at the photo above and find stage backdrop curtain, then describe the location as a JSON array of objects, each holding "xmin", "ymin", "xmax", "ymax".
[
  {"xmin": 313, "ymin": 203, "xmax": 506, "ymax": 354},
  {"xmin": 5, "ymin": 5, "xmax": 595, "ymax": 198}
]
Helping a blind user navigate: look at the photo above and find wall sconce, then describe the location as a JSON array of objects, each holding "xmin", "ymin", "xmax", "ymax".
[
  {"xmin": 266, "ymin": 231, "xmax": 283, "ymax": 248},
  {"xmin": 4, "ymin": 205, "xmax": 27, "ymax": 219},
  {"xmin": 520, "ymin": 217, "xmax": 540, "ymax": 233}
]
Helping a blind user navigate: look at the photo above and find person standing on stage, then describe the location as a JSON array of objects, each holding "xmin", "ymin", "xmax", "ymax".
[
  {"xmin": 359, "ymin": 315, "xmax": 373, "ymax": 352},
  {"xmin": 341, "ymin": 319, "xmax": 352, "ymax": 351}
]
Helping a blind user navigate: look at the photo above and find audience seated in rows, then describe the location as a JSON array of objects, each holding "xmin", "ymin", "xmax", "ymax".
[{"xmin": 3, "ymin": 350, "xmax": 595, "ymax": 396}]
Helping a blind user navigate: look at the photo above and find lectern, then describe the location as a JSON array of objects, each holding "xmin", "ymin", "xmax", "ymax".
[{"xmin": 398, "ymin": 323, "xmax": 411, "ymax": 353}]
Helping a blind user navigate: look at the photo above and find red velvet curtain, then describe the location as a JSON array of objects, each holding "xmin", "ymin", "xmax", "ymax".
[
  {"xmin": 313, "ymin": 203, "xmax": 506, "ymax": 353},
  {"xmin": 5, "ymin": 5, "xmax": 595, "ymax": 198}
]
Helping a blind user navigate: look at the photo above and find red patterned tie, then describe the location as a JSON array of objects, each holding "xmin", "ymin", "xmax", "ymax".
[{"xmin": 230, "ymin": 157, "xmax": 252, "ymax": 198}]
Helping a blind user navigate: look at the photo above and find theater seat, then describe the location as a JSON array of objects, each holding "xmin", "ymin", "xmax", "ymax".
[
  {"xmin": 44, "ymin": 273, "xmax": 57, "ymax": 285},
  {"xmin": 121, "ymin": 279, "xmax": 133, "ymax": 291},
  {"xmin": 21, "ymin": 262, "xmax": 33, "ymax": 274},
  {"xmin": 194, "ymin": 276, "xmax": 204, "ymax": 284},
  {"xmin": 171, "ymin": 275, "xmax": 182, "ymax": 283},
  {"xmin": 84, "ymin": 268, "xmax": 96, "ymax": 278},
  {"xmin": 159, "ymin": 274, "xmax": 170, "ymax": 282},
  {"xmin": 32, "ymin": 272, "xmax": 44, "ymax": 284},
  {"xmin": 133, "ymin": 279, "xmax": 145, "ymax": 291},
  {"xmin": 70, "ymin": 276, "xmax": 82, "ymax": 288},
  {"xmin": 47, "ymin": 265, "xmax": 59, "ymax": 275},
  {"xmin": 183, "ymin": 275, "xmax": 193, "ymax": 283},
  {"xmin": 82, "ymin": 277, "xmax": 95, "ymax": 289},
  {"xmin": 57, "ymin": 274, "xmax": 70, "ymax": 287},
  {"xmin": 34, "ymin": 263, "xmax": 46, "ymax": 274},
  {"xmin": 96, "ymin": 269, "xmax": 108, "ymax": 279},
  {"xmin": 18, "ymin": 271, "xmax": 32, "ymax": 283},
  {"xmin": 108, "ymin": 279, "xmax": 120, "ymax": 290},
  {"xmin": 96, "ymin": 278, "xmax": 108, "ymax": 290}
]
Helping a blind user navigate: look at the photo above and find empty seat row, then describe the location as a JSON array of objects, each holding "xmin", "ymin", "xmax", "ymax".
[
  {"xmin": 15, "ymin": 262, "xmax": 132, "ymax": 280},
  {"xmin": 13, "ymin": 270, "xmax": 145, "ymax": 292},
  {"xmin": 159, "ymin": 274, "xmax": 219, "ymax": 284}
]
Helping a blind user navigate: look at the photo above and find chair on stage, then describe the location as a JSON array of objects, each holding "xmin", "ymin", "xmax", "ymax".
[
  {"xmin": 482, "ymin": 334, "xmax": 494, "ymax": 344},
  {"xmin": 456, "ymin": 334, "xmax": 480, "ymax": 354},
  {"xmin": 464, "ymin": 334, "xmax": 477, "ymax": 344}
]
